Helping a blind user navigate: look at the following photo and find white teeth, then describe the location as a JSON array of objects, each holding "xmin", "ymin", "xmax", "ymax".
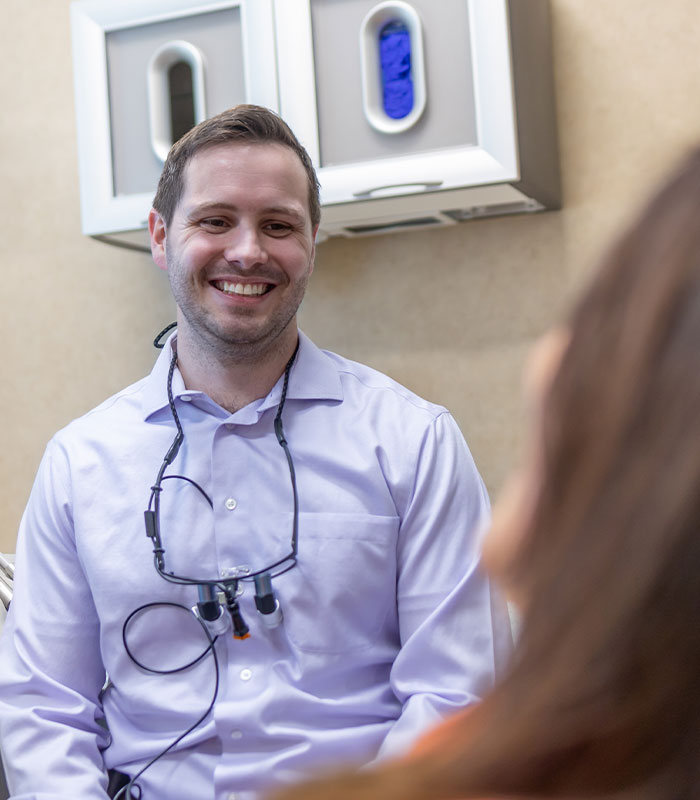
[{"xmin": 220, "ymin": 281, "xmax": 267, "ymax": 296}]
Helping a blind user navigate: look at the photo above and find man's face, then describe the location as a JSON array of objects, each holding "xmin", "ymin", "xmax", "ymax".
[{"xmin": 149, "ymin": 142, "xmax": 317, "ymax": 360}]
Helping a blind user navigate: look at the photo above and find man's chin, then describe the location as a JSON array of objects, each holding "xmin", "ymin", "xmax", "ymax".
[{"xmin": 195, "ymin": 320, "xmax": 297, "ymax": 359}]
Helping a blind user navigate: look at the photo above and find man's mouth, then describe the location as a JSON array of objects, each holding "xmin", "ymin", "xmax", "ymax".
[{"xmin": 212, "ymin": 280, "xmax": 272, "ymax": 297}]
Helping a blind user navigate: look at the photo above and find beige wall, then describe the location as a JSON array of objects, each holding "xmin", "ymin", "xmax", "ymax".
[{"xmin": 2, "ymin": 1, "xmax": 700, "ymax": 552}]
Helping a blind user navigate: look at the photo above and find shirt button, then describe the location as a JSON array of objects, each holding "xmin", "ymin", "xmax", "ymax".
[
  {"xmin": 230, "ymin": 729, "xmax": 243, "ymax": 739},
  {"xmin": 227, "ymin": 793, "xmax": 239, "ymax": 800},
  {"xmin": 240, "ymin": 668, "xmax": 252, "ymax": 681},
  {"xmin": 225, "ymin": 498, "xmax": 237, "ymax": 511},
  {"xmin": 180, "ymin": 395, "xmax": 192, "ymax": 402},
  {"xmin": 225, "ymin": 423, "xmax": 235, "ymax": 431}
]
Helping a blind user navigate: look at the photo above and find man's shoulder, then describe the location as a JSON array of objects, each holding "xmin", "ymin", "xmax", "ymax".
[
  {"xmin": 52, "ymin": 375, "xmax": 149, "ymax": 446},
  {"xmin": 320, "ymin": 347, "xmax": 448, "ymax": 421}
]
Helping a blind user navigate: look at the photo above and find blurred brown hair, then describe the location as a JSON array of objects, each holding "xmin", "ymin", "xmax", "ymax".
[{"xmin": 271, "ymin": 149, "xmax": 700, "ymax": 800}]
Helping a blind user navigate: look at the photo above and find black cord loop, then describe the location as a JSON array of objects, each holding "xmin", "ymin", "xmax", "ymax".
[
  {"xmin": 145, "ymin": 339, "xmax": 300, "ymax": 587},
  {"xmin": 115, "ymin": 601, "xmax": 220, "ymax": 800},
  {"xmin": 153, "ymin": 322, "xmax": 177, "ymax": 349}
]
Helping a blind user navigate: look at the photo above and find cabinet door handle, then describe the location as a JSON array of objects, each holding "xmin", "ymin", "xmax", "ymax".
[
  {"xmin": 359, "ymin": 1, "xmax": 426, "ymax": 134},
  {"xmin": 353, "ymin": 180, "xmax": 443, "ymax": 198},
  {"xmin": 147, "ymin": 40, "xmax": 206, "ymax": 163}
]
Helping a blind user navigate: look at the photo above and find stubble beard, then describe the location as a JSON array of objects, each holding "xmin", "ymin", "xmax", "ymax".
[{"xmin": 168, "ymin": 258, "xmax": 311, "ymax": 365}]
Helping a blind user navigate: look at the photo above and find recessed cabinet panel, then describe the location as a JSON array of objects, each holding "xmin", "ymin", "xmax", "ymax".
[
  {"xmin": 106, "ymin": 8, "xmax": 245, "ymax": 196},
  {"xmin": 310, "ymin": 0, "xmax": 476, "ymax": 168}
]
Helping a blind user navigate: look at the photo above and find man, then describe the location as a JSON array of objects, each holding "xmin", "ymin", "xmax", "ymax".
[{"xmin": 0, "ymin": 106, "xmax": 512, "ymax": 800}]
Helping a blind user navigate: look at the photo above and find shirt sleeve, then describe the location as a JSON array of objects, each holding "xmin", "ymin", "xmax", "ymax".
[
  {"xmin": 0, "ymin": 439, "xmax": 112, "ymax": 799},
  {"xmin": 374, "ymin": 412, "xmax": 513, "ymax": 760}
]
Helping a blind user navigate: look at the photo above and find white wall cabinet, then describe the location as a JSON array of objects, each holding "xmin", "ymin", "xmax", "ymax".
[{"xmin": 71, "ymin": 0, "xmax": 559, "ymax": 249}]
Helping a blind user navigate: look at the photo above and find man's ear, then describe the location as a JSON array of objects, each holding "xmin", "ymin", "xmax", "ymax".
[
  {"xmin": 309, "ymin": 224, "xmax": 319, "ymax": 274},
  {"xmin": 149, "ymin": 208, "xmax": 168, "ymax": 271}
]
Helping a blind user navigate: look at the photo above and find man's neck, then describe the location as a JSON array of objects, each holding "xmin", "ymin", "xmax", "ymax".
[{"xmin": 174, "ymin": 327, "xmax": 299, "ymax": 414}]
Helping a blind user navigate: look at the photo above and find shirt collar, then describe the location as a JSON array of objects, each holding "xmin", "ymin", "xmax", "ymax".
[{"xmin": 141, "ymin": 330, "xmax": 343, "ymax": 421}]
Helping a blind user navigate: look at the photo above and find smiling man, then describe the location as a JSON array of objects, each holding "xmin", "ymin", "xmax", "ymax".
[{"xmin": 0, "ymin": 106, "xmax": 512, "ymax": 800}]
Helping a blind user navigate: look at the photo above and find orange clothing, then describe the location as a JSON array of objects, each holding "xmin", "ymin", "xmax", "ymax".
[{"xmin": 408, "ymin": 706, "xmax": 475, "ymax": 759}]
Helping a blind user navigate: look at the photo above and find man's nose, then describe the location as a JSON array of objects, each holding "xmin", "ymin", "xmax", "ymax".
[{"xmin": 222, "ymin": 224, "xmax": 268, "ymax": 268}]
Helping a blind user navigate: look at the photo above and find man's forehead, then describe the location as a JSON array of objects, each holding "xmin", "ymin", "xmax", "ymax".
[
  {"xmin": 186, "ymin": 141, "xmax": 302, "ymax": 173},
  {"xmin": 177, "ymin": 141, "xmax": 310, "ymax": 215}
]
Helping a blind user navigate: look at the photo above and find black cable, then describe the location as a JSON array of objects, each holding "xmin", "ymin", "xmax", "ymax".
[
  {"xmin": 145, "ymin": 340, "xmax": 300, "ymax": 587},
  {"xmin": 153, "ymin": 323, "xmax": 177, "ymax": 349},
  {"xmin": 123, "ymin": 602, "xmax": 218, "ymax": 674},
  {"xmin": 119, "ymin": 329, "xmax": 301, "ymax": 798},
  {"xmin": 115, "ymin": 602, "xmax": 221, "ymax": 800}
]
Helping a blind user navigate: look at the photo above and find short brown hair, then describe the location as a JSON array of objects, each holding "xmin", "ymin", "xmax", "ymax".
[{"xmin": 152, "ymin": 104, "xmax": 321, "ymax": 229}]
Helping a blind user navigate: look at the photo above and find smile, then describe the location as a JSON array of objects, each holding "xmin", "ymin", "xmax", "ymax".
[{"xmin": 213, "ymin": 280, "xmax": 271, "ymax": 297}]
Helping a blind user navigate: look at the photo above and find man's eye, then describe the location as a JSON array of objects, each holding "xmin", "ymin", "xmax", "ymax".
[
  {"xmin": 264, "ymin": 222, "xmax": 292, "ymax": 236},
  {"xmin": 201, "ymin": 218, "xmax": 228, "ymax": 229}
]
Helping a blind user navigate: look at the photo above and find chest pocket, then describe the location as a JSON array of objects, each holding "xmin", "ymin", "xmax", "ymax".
[{"xmin": 276, "ymin": 512, "xmax": 399, "ymax": 654}]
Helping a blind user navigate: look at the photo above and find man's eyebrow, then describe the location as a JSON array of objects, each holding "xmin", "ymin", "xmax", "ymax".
[{"xmin": 187, "ymin": 201, "xmax": 306, "ymax": 220}]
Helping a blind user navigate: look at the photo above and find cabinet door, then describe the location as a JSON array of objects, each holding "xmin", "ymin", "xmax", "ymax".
[
  {"xmin": 71, "ymin": 0, "xmax": 277, "ymax": 238},
  {"xmin": 274, "ymin": 0, "xmax": 519, "ymax": 207}
]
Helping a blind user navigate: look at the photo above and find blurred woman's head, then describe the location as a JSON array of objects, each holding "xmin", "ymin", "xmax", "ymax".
[
  {"xmin": 272, "ymin": 149, "xmax": 700, "ymax": 800},
  {"xmin": 474, "ymin": 148, "xmax": 700, "ymax": 798}
]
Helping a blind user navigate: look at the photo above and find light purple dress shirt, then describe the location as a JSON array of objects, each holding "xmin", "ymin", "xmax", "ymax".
[{"xmin": 0, "ymin": 332, "xmax": 512, "ymax": 800}]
